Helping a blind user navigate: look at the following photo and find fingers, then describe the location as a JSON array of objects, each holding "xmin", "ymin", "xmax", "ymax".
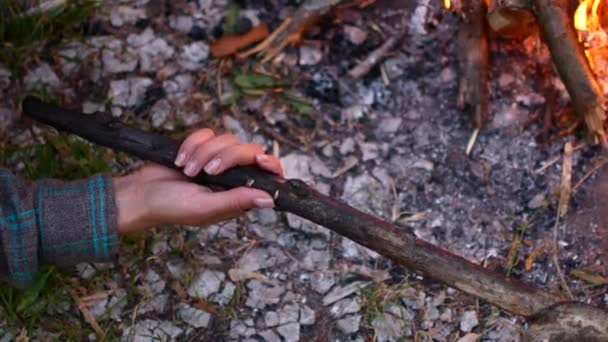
[
  {"xmin": 255, "ymin": 154, "xmax": 284, "ymax": 177},
  {"xmin": 194, "ymin": 187, "xmax": 275, "ymax": 223},
  {"xmin": 183, "ymin": 134, "xmax": 240, "ymax": 176},
  {"xmin": 175, "ymin": 128, "xmax": 285, "ymax": 178},
  {"xmin": 174, "ymin": 128, "xmax": 215, "ymax": 167}
]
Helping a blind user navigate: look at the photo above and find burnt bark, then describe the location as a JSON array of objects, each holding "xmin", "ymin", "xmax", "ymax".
[
  {"xmin": 487, "ymin": 0, "xmax": 536, "ymax": 39},
  {"xmin": 457, "ymin": 0, "xmax": 489, "ymax": 129},
  {"xmin": 22, "ymin": 96, "xmax": 564, "ymax": 318},
  {"xmin": 533, "ymin": 0, "xmax": 607, "ymax": 145}
]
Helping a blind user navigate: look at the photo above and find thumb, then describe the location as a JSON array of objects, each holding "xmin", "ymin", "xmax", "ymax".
[{"xmin": 205, "ymin": 187, "xmax": 275, "ymax": 217}]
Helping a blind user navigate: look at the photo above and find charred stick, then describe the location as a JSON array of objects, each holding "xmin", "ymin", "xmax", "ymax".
[
  {"xmin": 22, "ymin": 96, "xmax": 564, "ymax": 318},
  {"xmin": 348, "ymin": 34, "xmax": 404, "ymax": 79},
  {"xmin": 457, "ymin": 0, "xmax": 489, "ymax": 129},
  {"xmin": 532, "ymin": 0, "xmax": 607, "ymax": 145}
]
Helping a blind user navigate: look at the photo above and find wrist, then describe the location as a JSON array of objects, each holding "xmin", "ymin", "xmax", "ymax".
[{"xmin": 112, "ymin": 175, "xmax": 150, "ymax": 234}]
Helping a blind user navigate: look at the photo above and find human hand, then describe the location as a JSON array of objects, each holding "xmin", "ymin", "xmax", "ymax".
[{"xmin": 113, "ymin": 128, "xmax": 283, "ymax": 234}]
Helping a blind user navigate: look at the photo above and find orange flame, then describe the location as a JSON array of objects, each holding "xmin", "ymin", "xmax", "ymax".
[
  {"xmin": 575, "ymin": 0, "xmax": 602, "ymax": 33},
  {"xmin": 443, "ymin": 0, "xmax": 450, "ymax": 9}
]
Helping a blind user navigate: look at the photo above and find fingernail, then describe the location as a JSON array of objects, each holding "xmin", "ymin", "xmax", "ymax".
[
  {"xmin": 255, "ymin": 154, "xmax": 268, "ymax": 164},
  {"xmin": 174, "ymin": 153, "xmax": 187, "ymax": 167},
  {"xmin": 204, "ymin": 158, "xmax": 222, "ymax": 175},
  {"xmin": 253, "ymin": 198, "xmax": 274, "ymax": 208},
  {"xmin": 184, "ymin": 160, "xmax": 200, "ymax": 177}
]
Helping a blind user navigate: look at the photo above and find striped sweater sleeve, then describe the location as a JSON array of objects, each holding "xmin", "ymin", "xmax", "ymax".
[{"xmin": 0, "ymin": 169, "xmax": 119, "ymax": 287}]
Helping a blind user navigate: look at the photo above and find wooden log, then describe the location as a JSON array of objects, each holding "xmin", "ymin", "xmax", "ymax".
[
  {"xmin": 457, "ymin": 0, "xmax": 489, "ymax": 129},
  {"xmin": 22, "ymin": 96, "xmax": 564, "ymax": 318},
  {"xmin": 532, "ymin": 0, "xmax": 608, "ymax": 145}
]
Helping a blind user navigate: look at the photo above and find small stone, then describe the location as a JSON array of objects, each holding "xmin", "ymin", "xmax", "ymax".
[
  {"xmin": 139, "ymin": 294, "xmax": 169, "ymax": 314},
  {"xmin": 223, "ymin": 115, "xmax": 250, "ymax": 142},
  {"xmin": 179, "ymin": 42, "xmax": 209, "ymax": 70},
  {"xmin": 258, "ymin": 329, "xmax": 281, "ymax": 342},
  {"xmin": 336, "ymin": 315, "xmax": 361, "ymax": 334},
  {"xmin": 279, "ymin": 304, "xmax": 300, "ymax": 325},
  {"xmin": 439, "ymin": 67, "xmax": 456, "ymax": 83},
  {"xmin": 102, "ymin": 47, "xmax": 138, "ymax": 74},
  {"xmin": 177, "ymin": 303, "xmax": 211, "ymax": 328},
  {"xmin": 460, "ymin": 310, "xmax": 479, "ymax": 333},
  {"xmin": 300, "ymin": 305, "xmax": 316, "ymax": 325},
  {"xmin": 76, "ymin": 263, "xmax": 96, "ymax": 279},
  {"xmin": 412, "ymin": 159, "xmax": 434, "ymax": 172},
  {"xmin": 309, "ymin": 157, "xmax": 332, "ymax": 178},
  {"xmin": 245, "ymin": 280, "xmax": 285, "ymax": 309},
  {"xmin": 257, "ymin": 208, "xmax": 278, "ymax": 225},
  {"xmin": 82, "ymin": 101, "xmax": 104, "ymax": 114},
  {"xmin": 528, "ymin": 193, "xmax": 546, "ymax": 209},
  {"xmin": 141, "ymin": 269, "xmax": 166, "ymax": 295},
  {"xmin": 359, "ymin": 142, "xmax": 379, "ymax": 162},
  {"xmin": 170, "ymin": 15, "xmax": 194, "ymax": 33},
  {"xmin": 123, "ymin": 319, "xmax": 183, "ymax": 341},
  {"xmin": 299, "ymin": 45, "xmax": 323, "ymax": 66},
  {"xmin": 110, "ymin": 6, "xmax": 146, "ymax": 27},
  {"xmin": 0, "ymin": 67, "xmax": 11, "ymax": 91},
  {"xmin": 440, "ymin": 308, "xmax": 453, "ymax": 322},
  {"xmin": 322, "ymin": 144, "xmax": 334, "ymax": 157},
  {"xmin": 138, "ymin": 38, "xmax": 175, "ymax": 72},
  {"xmin": 302, "ymin": 249, "xmax": 330, "ymax": 271},
  {"xmin": 376, "ymin": 117, "xmax": 402, "ymax": 135},
  {"xmin": 276, "ymin": 322, "xmax": 300, "ymax": 342},
  {"xmin": 127, "ymin": 27, "xmax": 155, "ymax": 47},
  {"xmin": 230, "ymin": 319, "xmax": 256, "ymax": 338},
  {"xmin": 215, "ymin": 282, "xmax": 236, "ymax": 305},
  {"xmin": 372, "ymin": 313, "xmax": 404, "ymax": 341},
  {"xmin": 188, "ymin": 270, "xmax": 225, "ymax": 299},
  {"xmin": 281, "ymin": 153, "xmax": 314, "ymax": 182},
  {"xmin": 343, "ymin": 25, "xmax": 368, "ymax": 45},
  {"xmin": 166, "ymin": 257, "xmax": 185, "ymax": 278},
  {"xmin": 24, "ymin": 63, "xmax": 61, "ymax": 90},
  {"xmin": 310, "ymin": 271, "xmax": 336, "ymax": 294},
  {"xmin": 109, "ymin": 77, "xmax": 153, "ymax": 107},
  {"xmin": 238, "ymin": 246, "xmax": 287, "ymax": 271},
  {"xmin": 340, "ymin": 138, "xmax": 356, "ymax": 155},
  {"xmin": 498, "ymin": 73, "xmax": 515, "ymax": 88},
  {"xmin": 383, "ymin": 57, "xmax": 404, "ymax": 79},
  {"xmin": 457, "ymin": 333, "xmax": 479, "ymax": 342},
  {"xmin": 150, "ymin": 99, "xmax": 172, "ymax": 128},
  {"xmin": 330, "ymin": 298, "xmax": 361, "ymax": 317},
  {"xmin": 265, "ymin": 311, "xmax": 280, "ymax": 327}
]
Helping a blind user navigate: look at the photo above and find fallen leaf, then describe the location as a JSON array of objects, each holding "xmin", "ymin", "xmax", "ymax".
[
  {"xmin": 211, "ymin": 23, "xmax": 270, "ymax": 58},
  {"xmin": 571, "ymin": 269, "xmax": 608, "ymax": 286},
  {"xmin": 228, "ymin": 268, "xmax": 269, "ymax": 282},
  {"xmin": 233, "ymin": 71, "xmax": 284, "ymax": 90},
  {"xmin": 524, "ymin": 247, "xmax": 545, "ymax": 271}
]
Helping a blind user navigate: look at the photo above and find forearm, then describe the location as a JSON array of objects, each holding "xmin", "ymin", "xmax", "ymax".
[{"xmin": 0, "ymin": 169, "xmax": 119, "ymax": 287}]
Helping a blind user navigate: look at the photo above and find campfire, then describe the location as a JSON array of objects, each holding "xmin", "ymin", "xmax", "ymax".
[{"xmin": 449, "ymin": 0, "xmax": 608, "ymax": 151}]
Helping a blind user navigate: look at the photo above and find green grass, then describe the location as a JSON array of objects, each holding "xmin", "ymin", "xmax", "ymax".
[{"xmin": 0, "ymin": 0, "xmax": 99, "ymax": 72}]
